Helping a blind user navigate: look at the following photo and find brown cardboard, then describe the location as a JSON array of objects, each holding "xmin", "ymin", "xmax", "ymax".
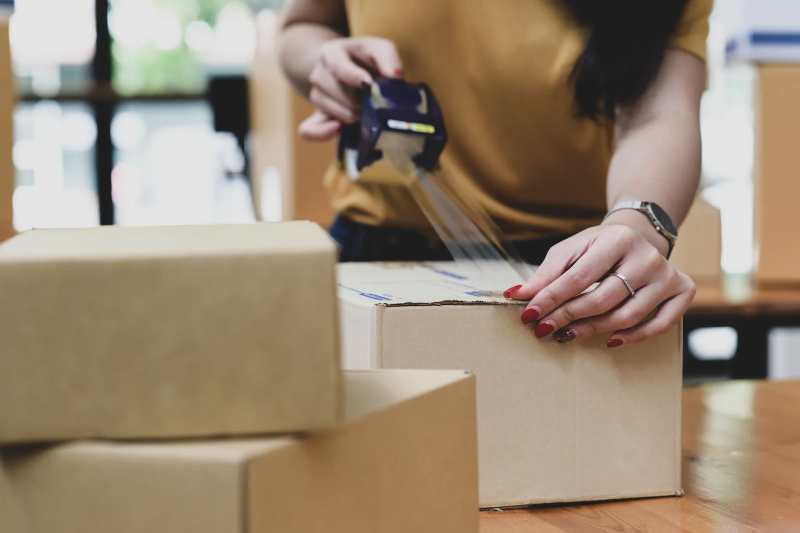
[
  {"xmin": 3, "ymin": 370, "xmax": 479, "ymax": 533},
  {"xmin": 754, "ymin": 65, "xmax": 800, "ymax": 286},
  {"xmin": 0, "ymin": 17, "xmax": 14, "ymax": 230},
  {"xmin": 249, "ymin": 11, "xmax": 336, "ymax": 227},
  {"xmin": 670, "ymin": 195, "xmax": 722, "ymax": 285},
  {"xmin": 0, "ymin": 457, "xmax": 30, "ymax": 533},
  {"xmin": 0, "ymin": 222, "xmax": 341, "ymax": 443},
  {"xmin": 338, "ymin": 262, "xmax": 683, "ymax": 508}
]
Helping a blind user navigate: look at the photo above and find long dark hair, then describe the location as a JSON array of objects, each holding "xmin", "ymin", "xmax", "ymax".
[{"xmin": 562, "ymin": 0, "xmax": 692, "ymax": 121}]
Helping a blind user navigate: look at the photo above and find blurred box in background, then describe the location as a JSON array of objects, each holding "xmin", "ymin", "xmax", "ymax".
[
  {"xmin": 0, "ymin": 12, "xmax": 14, "ymax": 240},
  {"xmin": 753, "ymin": 65, "xmax": 800, "ymax": 286},
  {"xmin": 0, "ymin": 222, "xmax": 341, "ymax": 443},
  {"xmin": 670, "ymin": 195, "xmax": 722, "ymax": 285},
  {"xmin": 249, "ymin": 10, "xmax": 336, "ymax": 228},
  {"xmin": 726, "ymin": 0, "xmax": 800, "ymax": 63},
  {"xmin": 3, "ymin": 370, "xmax": 479, "ymax": 533}
]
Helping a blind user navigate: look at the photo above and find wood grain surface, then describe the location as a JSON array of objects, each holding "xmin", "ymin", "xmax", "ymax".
[
  {"xmin": 688, "ymin": 276, "xmax": 800, "ymax": 318},
  {"xmin": 481, "ymin": 380, "xmax": 800, "ymax": 533}
]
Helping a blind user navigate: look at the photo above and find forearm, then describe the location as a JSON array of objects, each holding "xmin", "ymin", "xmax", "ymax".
[
  {"xmin": 603, "ymin": 110, "xmax": 701, "ymax": 257},
  {"xmin": 607, "ymin": 112, "xmax": 701, "ymax": 224},
  {"xmin": 279, "ymin": 23, "xmax": 344, "ymax": 98},
  {"xmin": 603, "ymin": 49, "xmax": 705, "ymax": 257}
]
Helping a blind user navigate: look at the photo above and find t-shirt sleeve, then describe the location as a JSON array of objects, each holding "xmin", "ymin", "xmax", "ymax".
[{"xmin": 668, "ymin": 0, "xmax": 713, "ymax": 61}]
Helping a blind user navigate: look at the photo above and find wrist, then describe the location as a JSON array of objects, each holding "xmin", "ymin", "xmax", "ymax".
[{"xmin": 601, "ymin": 209, "xmax": 671, "ymax": 258}]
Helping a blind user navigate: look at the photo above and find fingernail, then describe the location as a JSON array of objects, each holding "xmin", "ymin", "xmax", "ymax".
[
  {"xmin": 394, "ymin": 69, "xmax": 404, "ymax": 77},
  {"xmin": 535, "ymin": 321, "xmax": 555, "ymax": 338},
  {"xmin": 504, "ymin": 285, "xmax": 522, "ymax": 299},
  {"xmin": 554, "ymin": 329, "xmax": 577, "ymax": 344},
  {"xmin": 361, "ymin": 79, "xmax": 372, "ymax": 89},
  {"xmin": 607, "ymin": 338, "xmax": 625, "ymax": 349},
  {"xmin": 521, "ymin": 307, "xmax": 540, "ymax": 325},
  {"xmin": 334, "ymin": 122, "xmax": 342, "ymax": 132}
]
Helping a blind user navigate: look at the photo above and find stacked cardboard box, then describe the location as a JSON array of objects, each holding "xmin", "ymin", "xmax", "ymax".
[
  {"xmin": 3, "ymin": 370, "xmax": 478, "ymax": 533},
  {"xmin": 0, "ymin": 223, "xmax": 479, "ymax": 532},
  {"xmin": 0, "ymin": 222, "xmax": 342, "ymax": 443},
  {"xmin": 338, "ymin": 262, "xmax": 683, "ymax": 508}
]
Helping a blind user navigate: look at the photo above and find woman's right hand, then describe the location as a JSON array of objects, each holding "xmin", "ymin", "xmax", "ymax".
[{"xmin": 299, "ymin": 37, "xmax": 404, "ymax": 141}]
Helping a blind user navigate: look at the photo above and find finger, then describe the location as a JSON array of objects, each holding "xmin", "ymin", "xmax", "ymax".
[
  {"xmin": 320, "ymin": 44, "xmax": 375, "ymax": 88},
  {"xmin": 608, "ymin": 284, "xmax": 696, "ymax": 347},
  {"xmin": 346, "ymin": 37, "xmax": 404, "ymax": 79},
  {"xmin": 309, "ymin": 66, "xmax": 361, "ymax": 113},
  {"xmin": 523, "ymin": 243, "xmax": 625, "ymax": 325},
  {"xmin": 507, "ymin": 242, "xmax": 574, "ymax": 302},
  {"xmin": 532, "ymin": 274, "xmax": 635, "ymax": 339},
  {"xmin": 553, "ymin": 282, "xmax": 668, "ymax": 343},
  {"xmin": 298, "ymin": 112, "xmax": 341, "ymax": 142},
  {"xmin": 309, "ymin": 87, "xmax": 359, "ymax": 124}
]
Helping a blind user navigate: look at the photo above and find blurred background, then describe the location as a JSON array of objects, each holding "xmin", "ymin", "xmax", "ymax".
[
  {"xmin": 0, "ymin": 0, "xmax": 798, "ymax": 381},
  {"xmin": 3, "ymin": 0, "xmax": 756, "ymax": 264},
  {"xmin": 9, "ymin": 0, "xmax": 283, "ymax": 231}
]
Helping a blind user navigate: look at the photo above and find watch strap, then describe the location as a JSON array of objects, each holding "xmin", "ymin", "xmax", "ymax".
[
  {"xmin": 604, "ymin": 201, "xmax": 647, "ymax": 219},
  {"xmin": 604, "ymin": 201, "xmax": 677, "ymax": 259}
]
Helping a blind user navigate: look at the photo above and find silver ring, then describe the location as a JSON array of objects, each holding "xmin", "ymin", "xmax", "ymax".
[{"xmin": 612, "ymin": 272, "xmax": 635, "ymax": 297}]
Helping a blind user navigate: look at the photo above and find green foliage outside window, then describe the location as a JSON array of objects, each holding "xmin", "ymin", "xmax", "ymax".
[{"xmin": 112, "ymin": 0, "xmax": 284, "ymax": 95}]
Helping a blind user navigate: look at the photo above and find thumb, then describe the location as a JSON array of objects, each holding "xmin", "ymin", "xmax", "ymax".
[{"xmin": 346, "ymin": 37, "xmax": 404, "ymax": 79}]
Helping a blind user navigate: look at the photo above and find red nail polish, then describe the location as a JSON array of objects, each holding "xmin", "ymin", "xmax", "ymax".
[
  {"xmin": 504, "ymin": 285, "xmax": 522, "ymax": 299},
  {"xmin": 535, "ymin": 322, "xmax": 555, "ymax": 338},
  {"xmin": 334, "ymin": 122, "xmax": 342, "ymax": 132},
  {"xmin": 607, "ymin": 338, "xmax": 625, "ymax": 348},
  {"xmin": 394, "ymin": 68, "xmax": 404, "ymax": 77},
  {"xmin": 521, "ymin": 308, "xmax": 540, "ymax": 325}
]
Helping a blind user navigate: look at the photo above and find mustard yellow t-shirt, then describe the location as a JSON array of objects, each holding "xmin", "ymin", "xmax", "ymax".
[{"xmin": 325, "ymin": 0, "xmax": 713, "ymax": 240}]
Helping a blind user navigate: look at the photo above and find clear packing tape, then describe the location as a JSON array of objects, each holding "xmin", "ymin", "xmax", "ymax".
[
  {"xmin": 380, "ymin": 140, "xmax": 535, "ymax": 285},
  {"xmin": 354, "ymin": 82, "xmax": 536, "ymax": 286}
]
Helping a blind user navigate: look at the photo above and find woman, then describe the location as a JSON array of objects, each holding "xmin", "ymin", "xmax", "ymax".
[{"xmin": 279, "ymin": 0, "xmax": 711, "ymax": 348}]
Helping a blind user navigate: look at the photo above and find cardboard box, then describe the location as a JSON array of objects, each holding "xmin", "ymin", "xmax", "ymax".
[
  {"xmin": 0, "ymin": 16, "xmax": 14, "ymax": 230},
  {"xmin": 0, "ymin": 222, "xmax": 341, "ymax": 443},
  {"xmin": 670, "ymin": 195, "xmax": 722, "ymax": 285},
  {"xmin": 249, "ymin": 10, "xmax": 336, "ymax": 227},
  {"xmin": 338, "ymin": 262, "xmax": 683, "ymax": 508},
  {"xmin": 754, "ymin": 65, "xmax": 800, "ymax": 286},
  {"xmin": 3, "ymin": 370, "xmax": 479, "ymax": 533}
]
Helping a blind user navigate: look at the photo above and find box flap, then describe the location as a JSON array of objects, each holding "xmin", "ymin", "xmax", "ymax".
[
  {"xmin": 337, "ymin": 262, "xmax": 527, "ymax": 307},
  {"xmin": 0, "ymin": 222, "xmax": 334, "ymax": 263}
]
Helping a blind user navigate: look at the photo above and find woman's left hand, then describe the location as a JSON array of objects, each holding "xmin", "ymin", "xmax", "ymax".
[{"xmin": 506, "ymin": 212, "xmax": 696, "ymax": 348}]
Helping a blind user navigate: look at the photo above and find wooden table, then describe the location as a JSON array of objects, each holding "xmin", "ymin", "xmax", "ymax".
[
  {"xmin": 481, "ymin": 379, "xmax": 800, "ymax": 532},
  {"xmin": 684, "ymin": 276, "xmax": 800, "ymax": 380}
]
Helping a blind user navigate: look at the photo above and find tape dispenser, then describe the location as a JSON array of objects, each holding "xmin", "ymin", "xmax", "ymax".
[{"xmin": 338, "ymin": 78, "xmax": 448, "ymax": 181}]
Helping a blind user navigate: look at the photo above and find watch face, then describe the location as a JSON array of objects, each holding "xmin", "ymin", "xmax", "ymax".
[{"xmin": 649, "ymin": 203, "xmax": 678, "ymax": 237}]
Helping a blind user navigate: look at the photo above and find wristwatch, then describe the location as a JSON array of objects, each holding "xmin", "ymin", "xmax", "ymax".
[{"xmin": 604, "ymin": 201, "xmax": 678, "ymax": 259}]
